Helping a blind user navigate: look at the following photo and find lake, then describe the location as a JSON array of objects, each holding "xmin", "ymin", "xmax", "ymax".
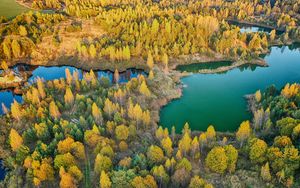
[
  {"xmin": 0, "ymin": 0, "xmax": 28, "ymax": 19},
  {"xmin": 160, "ymin": 44, "xmax": 300, "ymax": 132}
]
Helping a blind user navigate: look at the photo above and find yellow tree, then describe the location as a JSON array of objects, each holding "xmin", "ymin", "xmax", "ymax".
[
  {"xmin": 94, "ymin": 154, "xmax": 112, "ymax": 174},
  {"xmin": 148, "ymin": 70, "xmax": 154, "ymax": 80},
  {"xmin": 198, "ymin": 133, "xmax": 207, "ymax": 151},
  {"xmin": 147, "ymin": 145, "xmax": 165, "ymax": 165},
  {"xmin": 139, "ymin": 81, "xmax": 151, "ymax": 97},
  {"xmin": 100, "ymin": 170, "xmax": 111, "ymax": 188},
  {"xmin": 178, "ymin": 133, "xmax": 192, "ymax": 156},
  {"xmin": 236, "ymin": 120, "xmax": 251, "ymax": 147},
  {"xmin": 64, "ymin": 87, "xmax": 74, "ymax": 105},
  {"xmin": 9, "ymin": 128, "xmax": 23, "ymax": 151},
  {"xmin": 1, "ymin": 61, "xmax": 8, "ymax": 70},
  {"xmin": 11, "ymin": 100, "xmax": 22, "ymax": 121},
  {"xmin": 65, "ymin": 68, "xmax": 73, "ymax": 85},
  {"xmin": 147, "ymin": 51, "xmax": 154, "ymax": 69},
  {"xmin": 37, "ymin": 77, "xmax": 46, "ymax": 99},
  {"xmin": 161, "ymin": 136, "xmax": 173, "ymax": 157},
  {"xmin": 114, "ymin": 69, "xmax": 119, "ymax": 84},
  {"xmin": 115, "ymin": 125, "xmax": 129, "ymax": 141},
  {"xmin": 92, "ymin": 102, "xmax": 103, "ymax": 125},
  {"xmin": 49, "ymin": 101, "xmax": 60, "ymax": 119},
  {"xmin": 205, "ymin": 146, "xmax": 228, "ymax": 174},
  {"xmin": 261, "ymin": 162, "xmax": 271, "ymax": 182},
  {"xmin": 162, "ymin": 53, "xmax": 168, "ymax": 72},
  {"xmin": 59, "ymin": 167, "xmax": 77, "ymax": 188},
  {"xmin": 206, "ymin": 125, "xmax": 216, "ymax": 142},
  {"xmin": 255, "ymin": 90, "xmax": 262, "ymax": 102}
]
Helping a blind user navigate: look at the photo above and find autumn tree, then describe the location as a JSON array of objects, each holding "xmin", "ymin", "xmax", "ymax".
[
  {"xmin": 59, "ymin": 167, "xmax": 77, "ymax": 188},
  {"xmin": 92, "ymin": 102, "xmax": 103, "ymax": 125},
  {"xmin": 37, "ymin": 77, "xmax": 46, "ymax": 99},
  {"xmin": 261, "ymin": 162, "xmax": 271, "ymax": 182},
  {"xmin": 236, "ymin": 120, "xmax": 251, "ymax": 147},
  {"xmin": 161, "ymin": 136, "xmax": 173, "ymax": 157},
  {"xmin": 162, "ymin": 53, "xmax": 168, "ymax": 72},
  {"xmin": 205, "ymin": 146, "xmax": 228, "ymax": 174},
  {"xmin": 147, "ymin": 145, "xmax": 165, "ymax": 165},
  {"xmin": 147, "ymin": 51, "xmax": 154, "ymax": 69},
  {"xmin": 9, "ymin": 128, "xmax": 23, "ymax": 152},
  {"xmin": 11, "ymin": 100, "xmax": 22, "ymax": 121},
  {"xmin": 94, "ymin": 154, "xmax": 112, "ymax": 174},
  {"xmin": 49, "ymin": 101, "xmax": 60, "ymax": 119},
  {"xmin": 206, "ymin": 125, "xmax": 216, "ymax": 142},
  {"xmin": 100, "ymin": 170, "xmax": 111, "ymax": 188},
  {"xmin": 249, "ymin": 138, "xmax": 268, "ymax": 164},
  {"xmin": 139, "ymin": 81, "xmax": 151, "ymax": 96},
  {"xmin": 178, "ymin": 133, "xmax": 192, "ymax": 156},
  {"xmin": 64, "ymin": 87, "xmax": 74, "ymax": 105},
  {"xmin": 224, "ymin": 145, "xmax": 238, "ymax": 173},
  {"xmin": 115, "ymin": 125, "xmax": 129, "ymax": 141}
]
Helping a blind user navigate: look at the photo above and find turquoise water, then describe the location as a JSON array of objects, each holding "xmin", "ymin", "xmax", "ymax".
[
  {"xmin": 160, "ymin": 45, "xmax": 300, "ymax": 132},
  {"xmin": 0, "ymin": 66, "xmax": 145, "ymax": 115}
]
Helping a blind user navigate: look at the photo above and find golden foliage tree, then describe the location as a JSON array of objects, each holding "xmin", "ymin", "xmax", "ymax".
[
  {"xmin": 236, "ymin": 120, "xmax": 251, "ymax": 147},
  {"xmin": 100, "ymin": 170, "xmax": 111, "ymax": 188},
  {"xmin": 205, "ymin": 146, "xmax": 228, "ymax": 174},
  {"xmin": 49, "ymin": 101, "xmax": 60, "ymax": 119},
  {"xmin": 9, "ymin": 128, "xmax": 23, "ymax": 152}
]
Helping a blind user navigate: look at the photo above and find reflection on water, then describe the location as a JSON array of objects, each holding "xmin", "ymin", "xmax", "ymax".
[{"xmin": 176, "ymin": 61, "xmax": 233, "ymax": 72}]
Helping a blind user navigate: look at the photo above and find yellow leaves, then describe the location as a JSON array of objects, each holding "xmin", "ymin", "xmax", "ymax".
[
  {"xmin": 64, "ymin": 87, "xmax": 74, "ymax": 105},
  {"xmin": 139, "ymin": 81, "xmax": 151, "ymax": 97},
  {"xmin": 255, "ymin": 90, "xmax": 261, "ymax": 102},
  {"xmin": 92, "ymin": 102, "xmax": 102, "ymax": 124},
  {"xmin": 65, "ymin": 68, "xmax": 73, "ymax": 85},
  {"xmin": 49, "ymin": 101, "xmax": 60, "ymax": 119},
  {"xmin": 147, "ymin": 51, "xmax": 154, "ymax": 69},
  {"xmin": 178, "ymin": 133, "xmax": 192, "ymax": 155},
  {"xmin": 58, "ymin": 137, "xmax": 86, "ymax": 160},
  {"xmin": 206, "ymin": 125, "xmax": 216, "ymax": 141},
  {"xmin": 161, "ymin": 136, "xmax": 173, "ymax": 157},
  {"xmin": 236, "ymin": 120, "xmax": 251, "ymax": 145},
  {"xmin": 58, "ymin": 137, "xmax": 75, "ymax": 154},
  {"xmin": 11, "ymin": 100, "xmax": 22, "ymax": 121},
  {"xmin": 281, "ymin": 83, "xmax": 299, "ymax": 98},
  {"xmin": 1, "ymin": 61, "xmax": 8, "ymax": 70},
  {"xmin": 84, "ymin": 127, "xmax": 101, "ymax": 148},
  {"xmin": 205, "ymin": 146, "xmax": 227, "ymax": 174},
  {"xmin": 100, "ymin": 170, "xmax": 111, "ymax": 188},
  {"xmin": 115, "ymin": 125, "xmax": 129, "ymax": 141},
  {"xmin": 68, "ymin": 166, "xmax": 83, "ymax": 182},
  {"xmin": 147, "ymin": 145, "xmax": 165, "ymax": 164},
  {"xmin": 59, "ymin": 167, "xmax": 77, "ymax": 188},
  {"xmin": 9, "ymin": 128, "xmax": 23, "ymax": 151},
  {"xmin": 94, "ymin": 154, "xmax": 112, "ymax": 174},
  {"xmin": 37, "ymin": 77, "xmax": 46, "ymax": 99},
  {"xmin": 34, "ymin": 122, "xmax": 48, "ymax": 138},
  {"xmin": 104, "ymin": 98, "xmax": 119, "ymax": 117}
]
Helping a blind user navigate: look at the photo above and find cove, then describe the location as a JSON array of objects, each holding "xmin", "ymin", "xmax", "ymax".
[
  {"xmin": 0, "ymin": 65, "xmax": 145, "ymax": 115},
  {"xmin": 160, "ymin": 44, "xmax": 300, "ymax": 132}
]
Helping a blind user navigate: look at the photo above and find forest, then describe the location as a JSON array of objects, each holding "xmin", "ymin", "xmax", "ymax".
[{"xmin": 0, "ymin": 0, "xmax": 300, "ymax": 187}]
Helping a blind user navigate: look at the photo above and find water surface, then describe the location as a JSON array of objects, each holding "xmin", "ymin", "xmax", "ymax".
[{"xmin": 160, "ymin": 45, "xmax": 300, "ymax": 132}]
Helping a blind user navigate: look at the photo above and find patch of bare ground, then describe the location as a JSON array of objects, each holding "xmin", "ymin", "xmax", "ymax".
[{"xmin": 31, "ymin": 19, "xmax": 105, "ymax": 65}]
